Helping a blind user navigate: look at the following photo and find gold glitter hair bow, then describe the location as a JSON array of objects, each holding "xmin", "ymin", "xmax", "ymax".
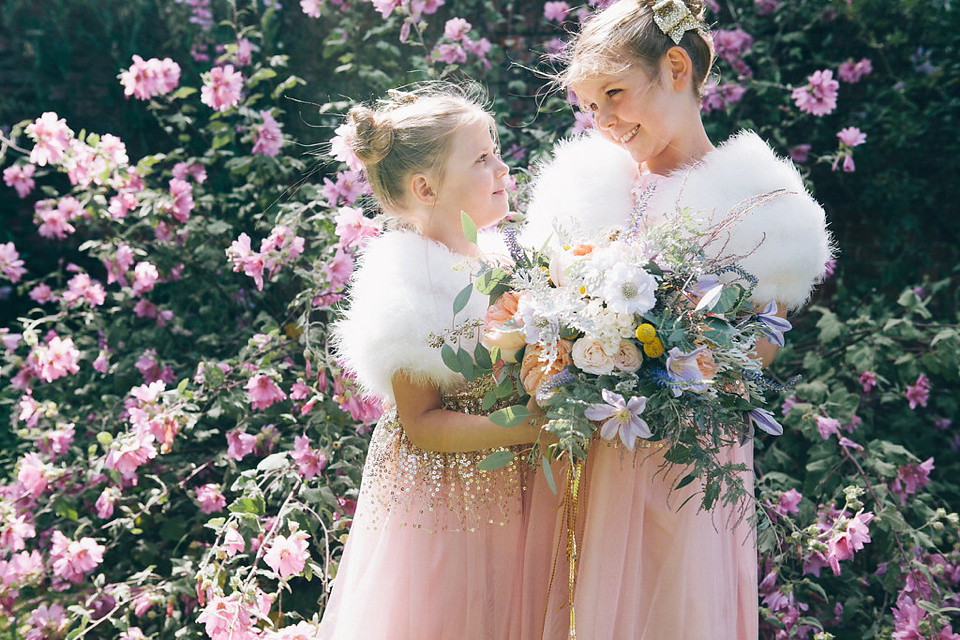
[
  {"xmin": 651, "ymin": 0, "xmax": 702, "ymax": 45},
  {"xmin": 385, "ymin": 88, "xmax": 419, "ymax": 106}
]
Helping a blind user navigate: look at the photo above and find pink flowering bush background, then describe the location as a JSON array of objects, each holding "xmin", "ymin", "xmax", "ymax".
[{"xmin": 0, "ymin": 0, "xmax": 958, "ymax": 638}]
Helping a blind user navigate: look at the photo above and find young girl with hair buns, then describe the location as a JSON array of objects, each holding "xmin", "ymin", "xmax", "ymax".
[
  {"xmin": 318, "ymin": 85, "xmax": 544, "ymax": 639},
  {"xmin": 519, "ymin": 1, "xmax": 833, "ymax": 638}
]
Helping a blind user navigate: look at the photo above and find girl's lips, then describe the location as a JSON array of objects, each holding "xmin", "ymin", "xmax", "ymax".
[{"xmin": 617, "ymin": 124, "xmax": 641, "ymax": 144}]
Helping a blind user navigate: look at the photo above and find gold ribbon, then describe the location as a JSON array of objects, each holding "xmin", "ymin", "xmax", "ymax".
[{"xmin": 651, "ymin": 0, "xmax": 702, "ymax": 45}]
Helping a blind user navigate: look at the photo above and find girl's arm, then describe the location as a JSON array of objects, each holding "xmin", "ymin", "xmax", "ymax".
[{"xmin": 392, "ymin": 372, "xmax": 544, "ymax": 453}]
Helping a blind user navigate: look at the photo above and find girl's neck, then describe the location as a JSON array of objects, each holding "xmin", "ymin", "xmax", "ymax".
[{"xmin": 646, "ymin": 122, "xmax": 714, "ymax": 176}]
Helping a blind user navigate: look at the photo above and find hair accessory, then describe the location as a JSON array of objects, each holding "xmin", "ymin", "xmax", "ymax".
[
  {"xmin": 650, "ymin": 0, "xmax": 701, "ymax": 45},
  {"xmin": 385, "ymin": 88, "xmax": 419, "ymax": 106}
]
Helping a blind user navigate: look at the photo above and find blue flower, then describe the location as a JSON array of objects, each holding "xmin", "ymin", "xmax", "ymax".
[
  {"xmin": 755, "ymin": 300, "xmax": 792, "ymax": 347},
  {"xmin": 748, "ymin": 407, "xmax": 784, "ymax": 436},
  {"xmin": 584, "ymin": 389, "xmax": 651, "ymax": 450}
]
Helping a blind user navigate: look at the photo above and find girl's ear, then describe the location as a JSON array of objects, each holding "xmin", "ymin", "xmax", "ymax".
[
  {"xmin": 409, "ymin": 173, "xmax": 437, "ymax": 206},
  {"xmin": 663, "ymin": 46, "xmax": 694, "ymax": 91}
]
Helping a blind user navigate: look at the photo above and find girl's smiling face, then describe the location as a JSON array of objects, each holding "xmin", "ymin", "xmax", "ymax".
[{"xmin": 420, "ymin": 115, "xmax": 510, "ymax": 251}]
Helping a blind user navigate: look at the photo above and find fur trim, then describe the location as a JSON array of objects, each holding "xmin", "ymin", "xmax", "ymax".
[
  {"xmin": 332, "ymin": 230, "xmax": 503, "ymax": 404},
  {"xmin": 520, "ymin": 130, "xmax": 834, "ymax": 310}
]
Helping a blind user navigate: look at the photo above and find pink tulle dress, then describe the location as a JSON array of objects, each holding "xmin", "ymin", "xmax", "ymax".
[
  {"xmin": 318, "ymin": 390, "xmax": 530, "ymax": 640},
  {"xmin": 520, "ymin": 439, "xmax": 757, "ymax": 639}
]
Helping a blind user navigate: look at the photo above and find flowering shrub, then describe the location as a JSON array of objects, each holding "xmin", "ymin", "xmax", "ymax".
[{"xmin": 0, "ymin": 0, "xmax": 957, "ymax": 638}]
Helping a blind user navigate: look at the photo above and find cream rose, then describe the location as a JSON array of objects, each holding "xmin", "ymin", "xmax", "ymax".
[
  {"xmin": 520, "ymin": 339, "xmax": 573, "ymax": 394},
  {"xmin": 694, "ymin": 347, "xmax": 719, "ymax": 380},
  {"xmin": 481, "ymin": 291, "xmax": 526, "ymax": 362},
  {"xmin": 612, "ymin": 340, "xmax": 643, "ymax": 372},
  {"xmin": 571, "ymin": 336, "xmax": 616, "ymax": 375}
]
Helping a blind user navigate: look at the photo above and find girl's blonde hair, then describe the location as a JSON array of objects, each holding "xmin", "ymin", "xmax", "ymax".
[
  {"xmin": 561, "ymin": 0, "xmax": 714, "ymax": 96},
  {"xmin": 346, "ymin": 83, "xmax": 495, "ymax": 214}
]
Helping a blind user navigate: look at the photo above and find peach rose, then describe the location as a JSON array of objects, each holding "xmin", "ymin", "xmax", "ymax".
[
  {"xmin": 695, "ymin": 347, "xmax": 719, "ymax": 380},
  {"xmin": 520, "ymin": 339, "xmax": 573, "ymax": 394},
  {"xmin": 482, "ymin": 291, "xmax": 526, "ymax": 362},
  {"xmin": 612, "ymin": 340, "xmax": 643, "ymax": 372},
  {"xmin": 571, "ymin": 336, "xmax": 616, "ymax": 375}
]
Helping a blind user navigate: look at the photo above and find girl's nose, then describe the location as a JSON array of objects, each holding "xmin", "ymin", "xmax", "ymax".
[
  {"xmin": 494, "ymin": 156, "xmax": 509, "ymax": 177},
  {"xmin": 595, "ymin": 106, "xmax": 617, "ymax": 132}
]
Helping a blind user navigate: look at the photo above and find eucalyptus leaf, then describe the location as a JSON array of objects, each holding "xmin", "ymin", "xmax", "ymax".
[
  {"xmin": 460, "ymin": 211, "xmax": 478, "ymax": 244},
  {"xmin": 456, "ymin": 347, "xmax": 475, "ymax": 381},
  {"xmin": 541, "ymin": 454, "xmax": 557, "ymax": 495},
  {"xmin": 474, "ymin": 342, "xmax": 493, "ymax": 370},
  {"xmin": 477, "ymin": 450, "xmax": 516, "ymax": 471},
  {"xmin": 476, "ymin": 268, "xmax": 508, "ymax": 294},
  {"xmin": 441, "ymin": 343, "xmax": 460, "ymax": 373},
  {"xmin": 489, "ymin": 404, "xmax": 531, "ymax": 427},
  {"xmin": 453, "ymin": 283, "xmax": 473, "ymax": 316}
]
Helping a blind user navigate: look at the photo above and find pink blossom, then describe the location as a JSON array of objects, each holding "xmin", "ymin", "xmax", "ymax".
[
  {"xmin": 444, "ymin": 17, "xmax": 472, "ymax": 40},
  {"xmin": 370, "ymin": 0, "xmax": 402, "ymax": 18},
  {"xmin": 95, "ymin": 486, "xmax": 120, "ymax": 519},
  {"xmin": 334, "ymin": 206, "xmax": 380, "ymax": 247},
  {"xmin": 17, "ymin": 393, "xmax": 40, "ymax": 427},
  {"xmin": 108, "ymin": 192, "xmax": 139, "ymax": 219},
  {"xmin": 816, "ymin": 415, "xmax": 840, "ymax": 440},
  {"xmin": 323, "ymin": 246, "xmax": 354, "ymax": 290},
  {"xmin": 300, "ymin": 0, "xmax": 322, "ymax": 17},
  {"xmin": 35, "ymin": 200, "xmax": 77, "ymax": 239},
  {"xmin": 1, "ymin": 513, "xmax": 36, "ymax": 552},
  {"xmin": 119, "ymin": 627, "xmax": 146, "ymax": 640},
  {"xmin": 92, "ymin": 351, "xmax": 109, "ymax": 373},
  {"xmin": 62, "ymin": 272, "xmax": 106, "ymax": 307},
  {"xmin": 293, "ymin": 434, "xmax": 328, "ymax": 479},
  {"xmin": 223, "ymin": 526, "xmax": 246, "ymax": 556},
  {"xmin": 891, "ymin": 457, "xmax": 935, "ymax": 505},
  {"xmin": 246, "ymin": 374, "xmax": 287, "ymax": 410},
  {"xmin": 104, "ymin": 431, "xmax": 157, "ymax": 477},
  {"xmin": 838, "ymin": 57, "xmax": 873, "ymax": 83},
  {"xmin": 290, "ymin": 379, "xmax": 311, "ymax": 401},
  {"xmin": 322, "ymin": 169, "xmax": 367, "ymax": 205},
  {"xmin": 263, "ymin": 530, "xmax": 310, "ymax": 579},
  {"xmin": 50, "ymin": 530, "xmax": 105, "ymax": 583},
  {"xmin": 168, "ymin": 177, "xmax": 194, "ymax": 223},
  {"xmin": 29, "ymin": 283, "xmax": 56, "ymax": 304},
  {"xmin": 792, "ymin": 69, "xmax": 839, "ymax": 116},
  {"xmin": 227, "ymin": 430, "xmax": 258, "ymax": 461},
  {"xmin": 571, "ymin": 110, "xmax": 595, "ymax": 135},
  {"xmin": 789, "ymin": 144, "xmax": 811, "ymax": 163},
  {"xmin": 18, "ymin": 452, "xmax": 51, "ymax": 497},
  {"xmin": 774, "ymin": 488, "xmax": 802, "ymax": 516},
  {"xmin": 119, "ymin": 55, "xmax": 181, "ymax": 100},
  {"xmin": 859, "ymin": 370, "xmax": 877, "ymax": 392},
  {"xmin": 329, "ymin": 122, "xmax": 364, "ymax": 172},
  {"xmin": 755, "ymin": 0, "xmax": 781, "ymax": 14},
  {"xmin": 264, "ymin": 621, "xmax": 323, "ymax": 640},
  {"xmin": 196, "ymin": 593, "xmax": 259, "ymax": 639},
  {"xmin": 34, "ymin": 335, "xmax": 81, "ymax": 382},
  {"xmin": 135, "ymin": 349, "xmax": 173, "ymax": 384},
  {"xmin": 826, "ymin": 510, "xmax": 874, "ymax": 575},
  {"xmin": 172, "ymin": 161, "xmax": 207, "ymax": 183},
  {"xmin": 132, "ymin": 261, "xmax": 160, "ymax": 295},
  {"xmin": 38, "ymin": 422, "xmax": 75, "ymax": 459},
  {"xmin": 26, "ymin": 603, "xmax": 69, "ymax": 640},
  {"xmin": 712, "ymin": 28, "xmax": 754, "ymax": 64},
  {"xmin": 252, "ymin": 109, "xmax": 284, "ymax": 156},
  {"xmin": 98, "ymin": 133, "xmax": 129, "ymax": 167},
  {"xmin": 227, "ymin": 233, "xmax": 266, "ymax": 290},
  {"xmin": 3, "ymin": 163, "xmax": 36, "ymax": 198},
  {"xmin": 25, "ymin": 112, "xmax": 73, "ymax": 166},
  {"xmin": 838, "ymin": 436, "xmax": 863, "ymax": 451},
  {"xmin": 463, "ymin": 37, "xmax": 492, "ymax": 63},
  {"xmin": 837, "ymin": 126, "xmax": 867, "ymax": 147},
  {"xmin": 905, "ymin": 373, "xmax": 931, "ymax": 409},
  {"xmin": 201, "ymin": 65, "xmax": 243, "ymax": 111},
  {"xmin": 435, "ymin": 43, "xmax": 467, "ymax": 64},
  {"xmin": 195, "ymin": 483, "xmax": 227, "ymax": 514},
  {"xmin": 0, "ymin": 242, "xmax": 27, "ymax": 283},
  {"xmin": 543, "ymin": 1, "xmax": 570, "ymax": 21}
]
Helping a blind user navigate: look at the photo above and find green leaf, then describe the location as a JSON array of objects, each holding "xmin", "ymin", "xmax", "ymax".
[
  {"xmin": 477, "ymin": 450, "xmax": 516, "ymax": 471},
  {"xmin": 441, "ymin": 343, "xmax": 460, "ymax": 373},
  {"xmin": 257, "ymin": 452, "xmax": 290, "ymax": 471},
  {"xmin": 474, "ymin": 342, "xmax": 493, "ymax": 370},
  {"xmin": 541, "ymin": 454, "xmax": 557, "ymax": 495},
  {"xmin": 476, "ymin": 268, "xmax": 508, "ymax": 294},
  {"xmin": 456, "ymin": 347, "xmax": 475, "ymax": 381},
  {"xmin": 708, "ymin": 285, "xmax": 745, "ymax": 315},
  {"xmin": 460, "ymin": 211, "xmax": 477, "ymax": 244},
  {"xmin": 453, "ymin": 283, "xmax": 473, "ymax": 316},
  {"xmin": 481, "ymin": 390, "xmax": 498, "ymax": 411},
  {"xmin": 675, "ymin": 472, "xmax": 696, "ymax": 490},
  {"xmin": 489, "ymin": 404, "xmax": 531, "ymax": 427}
]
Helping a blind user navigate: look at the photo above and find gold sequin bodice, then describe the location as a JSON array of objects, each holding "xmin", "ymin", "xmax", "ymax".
[{"xmin": 356, "ymin": 378, "xmax": 528, "ymax": 533}]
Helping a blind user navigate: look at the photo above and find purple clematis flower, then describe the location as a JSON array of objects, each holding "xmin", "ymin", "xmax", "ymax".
[
  {"xmin": 664, "ymin": 346, "xmax": 710, "ymax": 397},
  {"xmin": 755, "ymin": 300, "xmax": 792, "ymax": 347},
  {"xmin": 748, "ymin": 407, "xmax": 784, "ymax": 436},
  {"xmin": 584, "ymin": 389, "xmax": 651, "ymax": 450}
]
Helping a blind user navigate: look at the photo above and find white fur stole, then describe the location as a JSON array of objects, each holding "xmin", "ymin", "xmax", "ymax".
[
  {"xmin": 520, "ymin": 131, "xmax": 835, "ymax": 310},
  {"xmin": 332, "ymin": 230, "xmax": 504, "ymax": 404}
]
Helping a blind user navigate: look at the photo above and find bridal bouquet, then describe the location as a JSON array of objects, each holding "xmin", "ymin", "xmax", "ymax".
[{"xmin": 443, "ymin": 198, "xmax": 793, "ymax": 511}]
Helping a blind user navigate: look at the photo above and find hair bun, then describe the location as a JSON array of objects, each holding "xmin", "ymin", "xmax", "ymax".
[{"xmin": 347, "ymin": 105, "xmax": 394, "ymax": 165}]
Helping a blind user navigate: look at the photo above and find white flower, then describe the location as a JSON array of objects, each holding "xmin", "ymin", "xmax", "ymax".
[{"xmin": 602, "ymin": 262, "xmax": 657, "ymax": 315}]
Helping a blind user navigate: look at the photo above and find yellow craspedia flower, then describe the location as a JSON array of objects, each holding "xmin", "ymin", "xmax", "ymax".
[
  {"xmin": 579, "ymin": 285, "xmax": 587, "ymax": 295},
  {"xmin": 635, "ymin": 323, "xmax": 656, "ymax": 343},
  {"xmin": 643, "ymin": 337, "xmax": 665, "ymax": 358}
]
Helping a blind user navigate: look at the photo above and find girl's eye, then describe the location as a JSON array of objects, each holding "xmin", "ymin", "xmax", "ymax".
[
  {"xmin": 606, "ymin": 88, "xmax": 621, "ymax": 98},
  {"xmin": 477, "ymin": 153, "xmax": 488, "ymax": 163}
]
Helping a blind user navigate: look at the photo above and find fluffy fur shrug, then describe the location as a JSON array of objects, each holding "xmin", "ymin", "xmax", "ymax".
[
  {"xmin": 520, "ymin": 131, "xmax": 835, "ymax": 310},
  {"xmin": 333, "ymin": 230, "xmax": 504, "ymax": 405}
]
